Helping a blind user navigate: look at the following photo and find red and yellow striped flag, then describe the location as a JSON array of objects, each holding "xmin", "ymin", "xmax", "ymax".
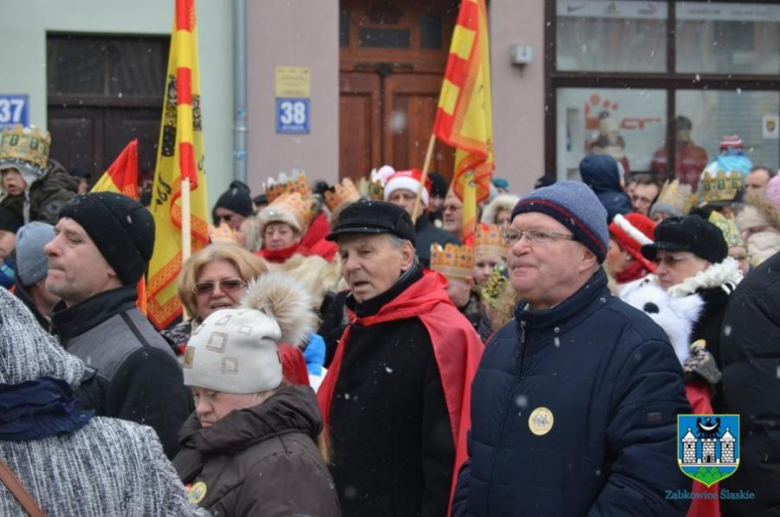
[
  {"xmin": 433, "ymin": 0, "xmax": 494, "ymax": 244},
  {"xmin": 147, "ymin": 0, "xmax": 209, "ymax": 330},
  {"xmin": 90, "ymin": 140, "xmax": 147, "ymax": 314}
]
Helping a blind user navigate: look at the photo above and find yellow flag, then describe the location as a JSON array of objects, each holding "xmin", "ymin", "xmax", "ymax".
[
  {"xmin": 147, "ymin": 0, "xmax": 209, "ymax": 330},
  {"xmin": 433, "ymin": 0, "xmax": 493, "ymax": 244}
]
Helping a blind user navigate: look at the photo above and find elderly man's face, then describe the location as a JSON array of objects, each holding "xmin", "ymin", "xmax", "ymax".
[
  {"xmin": 631, "ymin": 184, "xmax": 659, "ymax": 216},
  {"xmin": 387, "ymin": 189, "xmax": 418, "ymax": 217},
  {"xmin": 745, "ymin": 168, "xmax": 770, "ymax": 192},
  {"xmin": 506, "ymin": 212, "xmax": 597, "ymax": 310},
  {"xmin": 44, "ymin": 218, "xmax": 121, "ymax": 307},
  {"xmin": 338, "ymin": 233, "xmax": 414, "ymax": 303}
]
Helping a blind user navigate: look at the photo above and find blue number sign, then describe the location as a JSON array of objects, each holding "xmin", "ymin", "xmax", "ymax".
[
  {"xmin": 276, "ymin": 98, "xmax": 310, "ymax": 134},
  {"xmin": 0, "ymin": 95, "xmax": 29, "ymax": 129}
]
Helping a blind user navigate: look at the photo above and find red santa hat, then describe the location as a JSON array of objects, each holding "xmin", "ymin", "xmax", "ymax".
[
  {"xmin": 383, "ymin": 169, "xmax": 430, "ymax": 207},
  {"xmin": 609, "ymin": 213, "xmax": 656, "ymax": 272}
]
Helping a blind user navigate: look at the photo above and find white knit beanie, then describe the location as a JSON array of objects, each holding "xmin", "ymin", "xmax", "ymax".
[{"xmin": 183, "ymin": 272, "xmax": 317, "ymax": 394}]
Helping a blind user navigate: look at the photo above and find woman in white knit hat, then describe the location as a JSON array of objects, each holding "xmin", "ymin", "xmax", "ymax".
[{"xmin": 173, "ymin": 272, "xmax": 340, "ymax": 516}]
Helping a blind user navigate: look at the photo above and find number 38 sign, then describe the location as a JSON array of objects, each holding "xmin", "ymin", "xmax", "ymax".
[
  {"xmin": 276, "ymin": 98, "xmax": 310, "ymax": 134},
  {"xmin": 0, "ymin": 95, "xmax": 29, "ymax": 129}
]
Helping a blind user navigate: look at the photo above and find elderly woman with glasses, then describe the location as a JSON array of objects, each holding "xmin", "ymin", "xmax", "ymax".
[
  {"xmin": 162, "ymin": 243, "xmax": 310, "ymax": 385},
  {"xmin": 637, "ymin": 215, "xmax": 742, "ymax": 369}
]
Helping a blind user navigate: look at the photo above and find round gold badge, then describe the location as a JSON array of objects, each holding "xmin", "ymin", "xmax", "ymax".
[
  {"xmin": 528, "ymin": 407, "xmax": 554, "ymax": 436},
  {"xmin": 188, "ymin": 481, "xmax": 208, "ymax": 505}
]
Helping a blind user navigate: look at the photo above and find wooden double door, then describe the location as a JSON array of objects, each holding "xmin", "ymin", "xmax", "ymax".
[{"xmin": 339, "ymin": 0, "xmax": 459, "ymax": 182}]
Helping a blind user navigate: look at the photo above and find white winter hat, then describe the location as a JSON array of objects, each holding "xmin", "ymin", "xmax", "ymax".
[{"xmin": 182, "ymin": 272, "xmax": 316, "ymax": 394}]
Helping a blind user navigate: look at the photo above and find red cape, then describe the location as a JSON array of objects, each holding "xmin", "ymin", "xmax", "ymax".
[{"xmin": 317, "ymin": 271, "xmax": 484, "ymax": 511}]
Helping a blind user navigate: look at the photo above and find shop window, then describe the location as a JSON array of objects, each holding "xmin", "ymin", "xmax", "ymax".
[
  {"xmin": 676, "ymin": 90, "xmax": 780, "ymax": 173},
  {"xmin": 676, "ymin": 3, "xmax": 780, "ymax": 75},
  {"xmin": 556, "ymin": 0, "xmax": 667, "ymax": 72},
  {"xmin": 556, "ymin": 88, "xmax": 667, "ymax": 180}
]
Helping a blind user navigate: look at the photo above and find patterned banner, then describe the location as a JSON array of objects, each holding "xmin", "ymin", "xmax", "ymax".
[
  {"xmin": 433, "ymin": 0, "xmax": 494, "ymax": 244},
  {"xmin": 147, "ymin": 0, "xmax": 209, "ymax": 329}
]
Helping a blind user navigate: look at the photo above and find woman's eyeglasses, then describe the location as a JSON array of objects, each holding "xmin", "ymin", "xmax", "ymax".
[
  {"xmin": 652, "ymin": 255, "xmax": 695, "ymax": 267},
  {"xmin": 193, "ymin": 278, "xmax": 247, "ymax": 296}
]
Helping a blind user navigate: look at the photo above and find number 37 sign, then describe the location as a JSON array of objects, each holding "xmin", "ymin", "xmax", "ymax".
[
  {"xmin": 276, "ymin": 98, "xmax": 310, "ymax": 134},
  {"xmin": 0, "ymin": 95, "xmax": 29, "ymax": 129}
]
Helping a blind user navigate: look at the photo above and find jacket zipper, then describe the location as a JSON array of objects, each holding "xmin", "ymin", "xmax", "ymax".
[{"xmin": 486, "ymin": 319, "xmax": 527, "ymax": 513}]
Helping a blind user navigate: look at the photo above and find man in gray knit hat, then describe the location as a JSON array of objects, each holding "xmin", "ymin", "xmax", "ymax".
[
  {"xmin": 13, "ymin": 221, "xmax": 60, "ymax": 332},
  {"xmin": 453, "ymin": 181, "xmax": 692, "ymax": 516}
]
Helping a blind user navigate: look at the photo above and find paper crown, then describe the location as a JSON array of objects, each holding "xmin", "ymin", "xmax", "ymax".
[
  {"xmin": 709, "ymin": 211, "xmax": 744, "ymax": 247},
  {"xmin": 475, "ymin": 223, "xmax": 507, "ymax": 257},
  {"xmin": 655, "ymin": 179, "xmax": 696, "ymax": 215},
  {"xmin": 357, "ymin": 177, "xmax": 385, "ymax": 201},
  {"xmin": 481, "ymin": 266, "xmax": 509, "ymax": 307},
  {"xmin": 0, "ymin": 125, "xmax": 51, "ymax": 174},
  {"xmin": 698, "ymin": 168, "xmax": 743, "ymax": 206},
  {"xmin": 265, "ymin": 170, "xmax": 312, "ymax": 204},
  {"xmin": 430, "ymin": 243, "xmax": 475, "ymax": 279},
  {"xmin": 325, "ymin": 177, "xmax": 361, "ymax": 213},
  {"xmin": 263, "ymin": 192, "xmax": 313, "ymax": 233},
  {"xmin": 208, "ymin": 222, "xmax": 238, "ymax": 244}
]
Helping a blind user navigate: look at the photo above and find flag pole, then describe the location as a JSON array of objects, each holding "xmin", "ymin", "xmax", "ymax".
[
  {"xmin": 181, "ymin": 178, "xmax": 192, "ymax": 261},
  {"xmin": 412, "ymin": 134, "xmax": 437, "ymax": 221}
]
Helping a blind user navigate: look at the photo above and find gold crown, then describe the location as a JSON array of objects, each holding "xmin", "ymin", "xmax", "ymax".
[
  {"xmin": 0, "ymin": 125, "xmax": 51, "ymax": 173},
  {"xmin": 265, "ymin": 191, "xmax": 313, "ymax": 231},
  {"xmin": 325, "ymin": 177, "xmax": 361, "ymax": 213},
  {"xmin": 265, "ymin": 170, "xmax": 312, "ymax": 204},
  {"xmin": 709, "ymin": 211, "xmax": 744, "ymax": 247},
  {"xmin": 655, "ymin": 179, "xmax": 696, "ymax": 215},
  {"xmin": 481, "ymin": 266, "xmax": 509, "ymax": 307},
  {"xmin": 356, "ymin": 177, "xmax": 385, "ymax": 201},
  {"xmin": 698, "ymin": 169, "xmax": 743, "ymax": 205},
  {"xmin": 208, "ymin": 222, "xmax": 237, "ymax": 244},
  {"xmin": 475, "ymin": 223, "xmax": 507, "ymax": 257},
  {"xmin": 430, "ymin": 243, "xmax": 475, "ymax": 279}
]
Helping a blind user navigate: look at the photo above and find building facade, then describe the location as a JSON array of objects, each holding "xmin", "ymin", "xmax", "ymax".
[{"xmin": 1, "ymin": 0, "xmax": 778, "ymax": 207}]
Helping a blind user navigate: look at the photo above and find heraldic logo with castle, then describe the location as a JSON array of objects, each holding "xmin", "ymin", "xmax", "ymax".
[{"xmin": 677, "ymin": 414, "xmax": 740, "ymax": 487}]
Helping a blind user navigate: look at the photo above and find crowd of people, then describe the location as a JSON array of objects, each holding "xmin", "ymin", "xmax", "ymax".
[{"xmin": 0, "ymin": 122, "xmax": 777, "ymax": 516}]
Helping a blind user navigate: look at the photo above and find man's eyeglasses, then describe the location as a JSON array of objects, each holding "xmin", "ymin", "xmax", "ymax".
[
  {"xmin": 193, "ymin": 278, "xmax": 247, "ymax": 296},
  {"xmin": 652, "ymin": 255, "xmax": 695, "ymax": 267},
  {"xmin": 503, "ymin": 229, "xmax": 574, "ymax": 246},
  {"xmin": 214, "ymin": 214, "xmax": 233, "ymax": 224}
]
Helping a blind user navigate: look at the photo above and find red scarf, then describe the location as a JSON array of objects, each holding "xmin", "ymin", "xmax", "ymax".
[
  {"xmin": 317, "ymin": 271, "xmax": 484, "ymax": 511},
  {"xmin": 256, "ymin": 244, "xmax": 303, "ymax": 263},
  {"xmin": 615, "ymin": 260, "xmax": 651, "ymax": 285}
]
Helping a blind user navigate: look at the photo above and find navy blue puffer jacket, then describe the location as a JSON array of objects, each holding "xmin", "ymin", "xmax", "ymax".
[
  {"xmin": 452, "ymin": 268, "xmax": 692, "ymax": 516},
  {"xmin": 580, "ymin": 154, "xmax": 633, "ymax": 222}
]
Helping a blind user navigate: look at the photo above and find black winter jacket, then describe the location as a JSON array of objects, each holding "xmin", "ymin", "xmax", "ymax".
[
  {"xmin": 52, "ymin": 285, "xmax": 193, "ymax": 459},
  {"xmin": 174, "ymin": 385, "xmax": 340, "ymax": 516},
  {"xmin": 452, "ymin": 268, "xmax": 691, "ymax": 516},
  {"xmin": 415, "ymin": 212, "xmax": 461, "ymax": 267},
  {"xmin": 720, "ymin": 251, "xmax": 780, "ymax": 516}
]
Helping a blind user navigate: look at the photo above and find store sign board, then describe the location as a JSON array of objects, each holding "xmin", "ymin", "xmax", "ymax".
[{"xmin": 558, "ymin": 1, "xmax": 667, "ymax": 20}]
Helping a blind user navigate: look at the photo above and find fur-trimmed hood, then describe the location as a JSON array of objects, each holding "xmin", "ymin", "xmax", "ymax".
[
  {"xmin": 241, "ymin": 272, "xmax": 318, "ymax": 347},
  {"xmin": 740, "ymin": 190, "xmax": 780, "ymax": 232},
  {"xmin": 481, "ymin": 193, "xmax": 520, "ymax": 225},
  {"xmin": 666, "ymin": 257, "xmax": 742, "ymax": 299},
  {"xmin": 622, "ymin": 282, "xmax": 703, "ymax": 366}
]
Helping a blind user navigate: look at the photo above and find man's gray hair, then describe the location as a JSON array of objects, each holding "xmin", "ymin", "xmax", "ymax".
[{"xmin": 386, "ymin": 234, "xmax": 419, "ymax": 265}]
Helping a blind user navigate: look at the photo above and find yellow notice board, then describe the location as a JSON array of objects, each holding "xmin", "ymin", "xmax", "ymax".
[{"xmin": 275, "ymin": 67, "xmax": 311, "ymax": 98}]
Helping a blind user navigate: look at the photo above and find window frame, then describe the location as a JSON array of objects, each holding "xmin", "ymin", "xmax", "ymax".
[{"xmin": 545, "ymin": 0, "xmax": 780, "ymax": 180}]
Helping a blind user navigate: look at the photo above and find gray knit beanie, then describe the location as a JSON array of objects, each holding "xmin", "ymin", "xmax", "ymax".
[
  {"xmin": 0, "ymin": 288, "xmax": 85, "ymax": 386},
  {"xmin": 16, "ymin": 222, "xmax": 55, "ymax": 287},
  {"xmin": 511, "ymin": 180, "xmax": 609, "ymax": 262}
]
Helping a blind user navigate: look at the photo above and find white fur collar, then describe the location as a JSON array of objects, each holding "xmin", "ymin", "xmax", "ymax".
[{"xmin": 666, "ymin": 257, "xmax": 742, "ymax": 299}]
